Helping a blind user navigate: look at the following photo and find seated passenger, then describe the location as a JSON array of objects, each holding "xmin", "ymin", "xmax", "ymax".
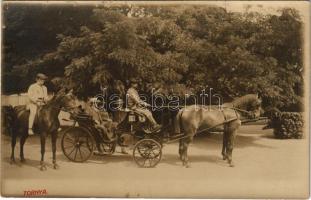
[
  {"xmin": 126, "ymin": 78, "xmax": 161, "ymax": 131},
  {"xmin": 84, "ymin": 97, "xmax": 116, "ymax": 142}
]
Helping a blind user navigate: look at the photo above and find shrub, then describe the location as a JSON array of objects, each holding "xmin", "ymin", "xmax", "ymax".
[{"xmin": 268, "ymin": 112, "xmax": 303, "ymax": 139}]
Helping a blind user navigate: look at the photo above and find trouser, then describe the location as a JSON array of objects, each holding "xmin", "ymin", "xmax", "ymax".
[
  {"xmin": 27, "ymin": 103, "xmax": 37, "ymax": 129},
  {"xmin": 134, "ymin": 107, "xmax": 158, "ymax": 126}
]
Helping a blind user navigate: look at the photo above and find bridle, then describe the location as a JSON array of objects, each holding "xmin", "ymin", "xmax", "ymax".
[
  {"xmin": 45, "ymin": 93, "xmax": 77, "ymax": 113},
  {"xmin": 222, "ymin": 106, "xmax": 257, "ymax": 119},
  {"xmin": 230, "ymin": 107, "xmax": 257, "ymax": 119}
]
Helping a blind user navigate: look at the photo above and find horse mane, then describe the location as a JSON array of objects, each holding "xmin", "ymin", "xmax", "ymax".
[
  {"xmin": 45, "ymin": 90, "xmax": 66, "ymax": 108},
  {"xmin": 232, "ymin": 94, "xmax": 259, "ymax": 110}
]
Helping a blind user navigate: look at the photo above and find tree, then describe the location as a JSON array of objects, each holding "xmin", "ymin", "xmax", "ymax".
[{"xmin": 3, "ymin": 4, "xmax": 304, "ymax": 111}]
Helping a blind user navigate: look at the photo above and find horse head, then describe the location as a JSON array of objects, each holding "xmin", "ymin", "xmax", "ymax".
[
  {"xmin": 51, "ymin": 88, "xmax": 78, "ymax": 112},
  {"xmin": 232, "ymin": 94, "xmax": 263, "ymax": 119}
]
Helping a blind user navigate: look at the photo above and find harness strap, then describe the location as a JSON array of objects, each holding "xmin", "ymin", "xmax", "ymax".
[
  {"xmin": 234, "ymin": 109, "xmax": 239, "ymax": 119},
  {"xmin": 221, "ymin": 109, "xmax": 227, "ymax": 122},
  {"xmin": 222, "ymin": 106, "xmax": 251, "ymax": 116}
]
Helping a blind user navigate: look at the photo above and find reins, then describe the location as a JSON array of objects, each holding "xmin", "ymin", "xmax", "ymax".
[
  {"xmin": 229, "ymin": 107, "xmax": 252, "ymax": 115},
  {"xmin": 42, "ymin": 93, "xmax": 76, "ymax": 113}
]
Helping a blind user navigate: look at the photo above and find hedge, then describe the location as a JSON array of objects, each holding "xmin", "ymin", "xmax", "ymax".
[{"xmin": 268, "ymin": 112, "xmax": 304, "ymax": 139}]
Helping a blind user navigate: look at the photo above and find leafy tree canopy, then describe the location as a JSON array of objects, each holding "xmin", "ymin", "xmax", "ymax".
[{"xmin": 3, "ymin": 4, "xmax": 304, "ymax": 111}]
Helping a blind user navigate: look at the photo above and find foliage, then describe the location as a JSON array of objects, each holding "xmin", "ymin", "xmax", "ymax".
[
  {"xmin": 268, "ymin": 112, "xmax": 303, "ymax": 139},
  {"xmin": 3, "ymin": 4, "xmax": 304, "ymax": 111}
]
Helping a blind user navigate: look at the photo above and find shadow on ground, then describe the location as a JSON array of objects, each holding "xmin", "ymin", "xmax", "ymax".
[
  {"xmin": 2, "ymin": 125, "xmax": 276, "ymax": 167},
  {"xmin": 193, "ymin": 132, "xmax": 275, "ymax": 152}
]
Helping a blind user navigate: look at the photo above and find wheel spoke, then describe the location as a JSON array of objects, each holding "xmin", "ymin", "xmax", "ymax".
[
  {"xmin": 62, "ymin": 127, "xmax": 94, "ymax": 162},
  {"xmin": 133, "ymin": 139, "xmax": 162, "ymax": 167},
  {"xmin": 137, "ymin": 157, "xmax": 146, "ymax": 166},
  {"xmin": 80, "ymin": 143, "xmax": 90, "ymax": 150},
  {"xmin": 142, "ymin": 157, "xmax": 147, "ymax": 166},
  {"xmin": 150, "ymin": 150, "xmax": 157, "ymax": 158},
  {"xmin": 63, "ymin": 144, "xmax": 75, "ymax": 149},
  {"xmin": 78, "ymin": 147, "xmax": 84, "ymax": 161},
  {"xmin": 80, "ymin": 147, "xmax": 90, "ymax": 157},
  {"xmin": 67, "ymin": 146, "xmax": 77, "ymax": 157},
  {"xmin": 64, "ymin": 137, "xmax": 75, "ymax": 144},
  {"xmin": 73, "ymin": 148, "xmax": 78, "ymax": 160}
]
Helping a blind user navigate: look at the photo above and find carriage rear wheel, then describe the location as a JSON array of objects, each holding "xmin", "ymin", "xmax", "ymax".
[
  {"xmin": 133, "ymin": 139, "xmax": 162, "ymax": 168},
  {"xmin": 61, "ymin": 127, "xmax": 94, "ymax": 162}
]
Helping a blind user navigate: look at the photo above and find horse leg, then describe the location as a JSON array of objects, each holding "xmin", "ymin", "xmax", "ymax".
[
  {"xmin": 181, "ymin": 136, "xmax": 193, "ymax": 168},
  {"xmin": 222, "ymin": 125, "xmax": 228, "ymax": 160},
  {"xmin": 178, "ymin": 139, "xmax": 184, "ymax": 160},
  {"xmin": 20, "ymin": 133, "xmax": 28, "ymax": 163},
  {"xmin": 40, "ymin": 132, "xmax": 47, "ymax": 171},
  {"xmin": 51, "ymin": 132, "xmax": 59, "ymax": 169},
  {"xmin": 179, "ymin": 139, "xmax": 187, "ymax": 165},
  {"xmin": 226, "ymin": 128, "xmax": 238, "ymax": 167},
  {"xmin": 10, "ymin": 134, "xmax": 17, "ymax": 164}
]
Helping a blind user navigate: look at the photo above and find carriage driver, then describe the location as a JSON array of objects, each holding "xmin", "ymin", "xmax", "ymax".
[
  {"xmin": 27, "ymin": 73, "xmax": 48, "ymax": 136},
  {"xmin": 126, "ymin": 78, "xmax": 161, "ymax": 131}
]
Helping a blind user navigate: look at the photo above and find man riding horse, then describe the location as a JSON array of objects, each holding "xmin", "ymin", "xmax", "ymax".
[
  {"xmin": 9, "ymin": 75, "xmax": 78, "ymax": 170},
  {"xmin": 27, "ymin": 73, "xmax": 49, "ymax": 135},
  {"xmin": 126, "ymin": 78, "xmax": 161, "ymax": 132}
]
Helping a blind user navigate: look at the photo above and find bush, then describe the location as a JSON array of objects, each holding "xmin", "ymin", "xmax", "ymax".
[{"xmin": 268, "ymin": 112, "xmax": 304, "ymax": 139}]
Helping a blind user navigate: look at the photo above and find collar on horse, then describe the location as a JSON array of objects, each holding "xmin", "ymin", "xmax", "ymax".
[{"xmin": 221, "ymin": 108, "xmax": 239, "ymax": 123}]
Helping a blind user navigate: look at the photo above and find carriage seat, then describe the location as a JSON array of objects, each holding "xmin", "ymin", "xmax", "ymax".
[{"xmin": 70, "ymin": 110, "xmax": 94, "ymax": 123}]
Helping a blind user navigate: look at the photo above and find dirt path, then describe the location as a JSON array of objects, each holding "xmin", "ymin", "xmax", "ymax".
[{"xmin": 1, "ymin": 125, "xmax": 309, "ymax": 198}]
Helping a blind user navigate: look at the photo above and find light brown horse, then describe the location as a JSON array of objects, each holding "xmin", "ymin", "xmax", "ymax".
[
  {"xmin": 8, "ymin": 89, "xmax": 77, "ymax": 170},
  {"xmin": 174, "ymin": 94, "xmax": 262, "ymax": 167}
]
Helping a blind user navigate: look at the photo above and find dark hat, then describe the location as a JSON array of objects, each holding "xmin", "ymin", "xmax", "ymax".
[{"xmin": 36, "ymin": 73, "xmax": 48, "ymax": 80}]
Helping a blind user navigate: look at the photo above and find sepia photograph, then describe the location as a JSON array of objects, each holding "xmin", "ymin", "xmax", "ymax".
[{"xmin": 0, "ymin": 1, "xmax": 310, "ymax": 198}]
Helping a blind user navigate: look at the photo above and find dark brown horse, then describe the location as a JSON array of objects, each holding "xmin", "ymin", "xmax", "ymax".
[
  {"xmin": 174, "ymin": 94, "xmax": 262, "ymax": 168},
  {"xmin": 9, "ymin": 89, "xmax": 77, "ymax": 170}
]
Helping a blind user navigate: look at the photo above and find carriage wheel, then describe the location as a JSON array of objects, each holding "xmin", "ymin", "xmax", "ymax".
[
  {"xmin": 100, "ymin": 142, "xmax": 116, "ymax": 155},
  {"xmin": 61, "ymin": 127, "xmax": 94, "ymax": 162},
  {"xmin": 133, "ymin": 139, "xmax": 162, "ymax": 168}
]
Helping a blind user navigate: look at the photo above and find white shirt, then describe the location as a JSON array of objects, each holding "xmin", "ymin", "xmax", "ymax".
[{"xmin": 27, "ymin": 83, "xmax": 48, "ymax": 104}]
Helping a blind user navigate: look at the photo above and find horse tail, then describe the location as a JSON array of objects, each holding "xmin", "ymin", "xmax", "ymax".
[
  {"xmin": 2, "ymin": 105, "xmax": 16, "ymax": 136},
  {"xmin": 174, "ymin": 109, "xmax": 184, "ymax": 134}
]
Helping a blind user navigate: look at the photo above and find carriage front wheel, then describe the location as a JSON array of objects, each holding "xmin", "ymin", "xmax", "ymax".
[
  {"xmin": 61, "ymin": 127, "xmax": 94, "ymax": 162},
  {"xmin": 133, "ymin": 139, "xmax": 162, "ymax": 168}
]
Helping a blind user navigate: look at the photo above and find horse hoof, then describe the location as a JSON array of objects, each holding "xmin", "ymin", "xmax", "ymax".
[
  {"xmin": 20, "ymin": 158, "xmax": 26, "ymax": 163},
  {"xmin": 53, "ymin": 164, "xmax": 59, "ymax": 170},
  {"xmin": 40, "ymin": 165, "xmax": 47, "ymax": 171},
  {"xmin": 182, "ymin": 161, "xmax": 190, "ymax": 168},
  {"xmin": 10, "ymin": 159, "xmax": 15, "ymax": 165}
]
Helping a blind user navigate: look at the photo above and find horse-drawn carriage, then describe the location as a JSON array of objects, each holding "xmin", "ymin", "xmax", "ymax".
[
  {"xmin": 61, "ymin": 94, "xmax": 264, "ymax": 168},
  {"xmin": 61, "ymin": 108, "xmax": 171, "ymax": 168}
]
